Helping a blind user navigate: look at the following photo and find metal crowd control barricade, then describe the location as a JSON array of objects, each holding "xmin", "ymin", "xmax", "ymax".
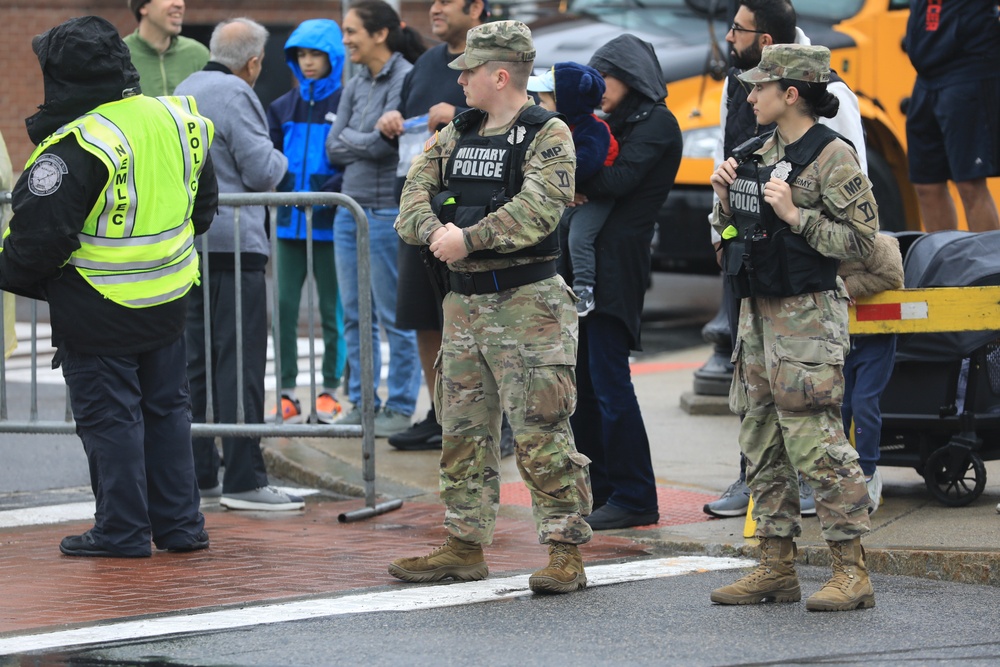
[{"xmin": 0, "ymin": 190, "xmax": 401, "ymax": 521}]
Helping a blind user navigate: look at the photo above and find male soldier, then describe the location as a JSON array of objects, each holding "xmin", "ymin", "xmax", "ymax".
[
  {"xmin": 0, "ymin": 16, "xmax": 217, "ymax": 556},
  {"xmin": 703, "ymin": 0, "xmax": 869, "ymax": 519},
  {"xmin": 376, "ymin": 0, "xmax": 517, "ymax": 457},
  {"xmin": 176, "ymin": 18, "xmax": 302, "ymax": 511},
  {"xmin": 124, "ymin": 0, "xmax": 209, "ymax": 96},
  {"xmin": 389, "ymin": 21, "xmax": 593, "ymax": 594}
]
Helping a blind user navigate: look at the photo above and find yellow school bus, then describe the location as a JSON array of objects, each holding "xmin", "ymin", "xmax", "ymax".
[{"xmin": 530, "ymin": 0, "xmax": 1000, "ymax": 272}]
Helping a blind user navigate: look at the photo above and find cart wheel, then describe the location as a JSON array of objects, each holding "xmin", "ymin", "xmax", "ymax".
[{"xmin": 923, "ymin": 446, "xmax": 987, "ymax": 507}]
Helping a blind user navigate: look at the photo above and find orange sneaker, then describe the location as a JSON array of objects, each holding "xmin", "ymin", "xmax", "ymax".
[
  {"xmin": 316, "ymin": 392, "xmax": 343, "ymax": 423},
  {"xmin": 268, "ymin": 395, "xmax": 302, "ymax": 423}
]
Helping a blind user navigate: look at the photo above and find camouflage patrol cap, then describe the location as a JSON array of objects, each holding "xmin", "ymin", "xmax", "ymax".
[
  {"xmin": 738, "ymin": 44, "xmax": 831, "ymax": 84},
  {"xmin": 448, "ymin": 20, "xmax": 535, "ymax": 71}
]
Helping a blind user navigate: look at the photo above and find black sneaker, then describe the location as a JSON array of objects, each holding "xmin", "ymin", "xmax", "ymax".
[
  {"xmin": 60, "ymin": 530, "xmax": 149, "ymax": 558},
  {"xmin": 388, "ymin": 408, "xmax": 443, "ymax": 450},
  {"xmin": 161, "ymin": 529, "xmax": 210, "ymax": 553}
]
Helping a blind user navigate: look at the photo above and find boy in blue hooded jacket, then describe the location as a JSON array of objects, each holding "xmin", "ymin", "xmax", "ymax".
[
  {"xmin": 267, "ymin": 19, "xmax": 348, "ymax": 423},
  {"xmin": 529, "ymin": 62, "xmax": 618, "ymax": 317}
]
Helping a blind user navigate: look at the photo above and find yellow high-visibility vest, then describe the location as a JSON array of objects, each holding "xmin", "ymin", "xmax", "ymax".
[{"xmin": 24, "ymin": 95, "xmax": 214, "ymax": 308}]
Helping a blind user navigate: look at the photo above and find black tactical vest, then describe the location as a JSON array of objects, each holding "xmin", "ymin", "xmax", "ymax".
[
  {"xmin": 444, "ymin": 105, "xmax": 561, "ymax": 259},
  {"xmin": 723, "ymin": 124, "xmax": 842, "ymax": 299}
]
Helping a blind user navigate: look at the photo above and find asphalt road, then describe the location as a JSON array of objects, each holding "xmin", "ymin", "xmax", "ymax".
[{"xmin": 15, "ymin": 564, "xmax": 1000, "ymax": 667}]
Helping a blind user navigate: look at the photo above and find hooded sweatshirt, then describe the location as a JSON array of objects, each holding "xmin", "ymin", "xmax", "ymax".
[
  {"xmin": 550, "ymin": 61, "xmax": 618, "ymax": 183},
  {"xmin": 583, "ymin": 34, "xmax": 682, "ymax": 349},
  {"xmin": 267, "ymin": 19, "xmax": 347, "ymax": 241}
]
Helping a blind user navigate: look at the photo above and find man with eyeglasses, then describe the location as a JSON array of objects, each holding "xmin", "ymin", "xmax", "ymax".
[{"xmin": 702, "ymin": 0, "xmax": 868, "ymax": 519}]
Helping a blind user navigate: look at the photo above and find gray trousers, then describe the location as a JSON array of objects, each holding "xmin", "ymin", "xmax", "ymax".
[{"xmin": 561, "ymin": 199, "xmax": 615, "ymax": 289}]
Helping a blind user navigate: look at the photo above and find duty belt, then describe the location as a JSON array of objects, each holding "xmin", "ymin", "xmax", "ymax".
[{"xmin": 448, "ymin": 260, "xmax": 557, "ymax": 296}]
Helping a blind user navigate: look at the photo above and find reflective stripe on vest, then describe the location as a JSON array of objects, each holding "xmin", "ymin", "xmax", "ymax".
[{"xmin": 26, "ymin": 95, "xmax": 214, "ymax": 308}]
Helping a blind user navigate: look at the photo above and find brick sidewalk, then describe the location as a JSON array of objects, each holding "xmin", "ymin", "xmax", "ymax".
[{"xmin": 0, "ymin": 487, "xmax": 715, "ymax": 637}]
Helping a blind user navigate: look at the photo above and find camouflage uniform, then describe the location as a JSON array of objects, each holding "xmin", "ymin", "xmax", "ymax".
[
  {"xmin": 712, "ymin": 56, "xmax": 879, "ymax": 542},
  {"xmin": 395, "ymin": 37, "xmax": 592, "ymax": 546}
]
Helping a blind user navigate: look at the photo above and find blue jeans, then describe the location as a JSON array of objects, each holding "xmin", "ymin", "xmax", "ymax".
[
  {"xmin": 334, "ymin": 206, "xmax": 420, "ymax": 414},
  {"xmin": 571, "ymin": 314, "xmax": 658, "ymax": 513},
  {"xmin": 842, "ymin": 334, "xmax": 897, "ymax": 477}
]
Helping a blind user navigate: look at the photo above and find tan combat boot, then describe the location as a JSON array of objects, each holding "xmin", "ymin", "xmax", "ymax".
[
  {"xmin": 388, "ymin": 536, "xmax": 488, "ymax": 583},
  {"xmin": 806, "ymin": 538, "xmax": 876, "ymax": 611},
  {"xmin": 710, "ymin": 536, "xmax": 801, "ymax": 604},
  {"xmin": 529, "ymin": 542, "xmax": 587, "ymax": 594}
]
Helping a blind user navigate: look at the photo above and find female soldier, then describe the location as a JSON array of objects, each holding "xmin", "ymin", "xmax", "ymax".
[{"xmin": 708, "ymin": 44, "xmax": 879, "ymax": 612}]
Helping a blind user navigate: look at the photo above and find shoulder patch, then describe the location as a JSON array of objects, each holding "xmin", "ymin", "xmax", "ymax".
[
  {"xmin": 830, "ymin": 164, "xmax": 871, "ymax": 204},
  {"xmin": 424, "ymin": 131, "xmax": 439, "ymax": 152},
  {"xmin": 28, "ymin": 154, "xmax": 68, "ymax": 197}
]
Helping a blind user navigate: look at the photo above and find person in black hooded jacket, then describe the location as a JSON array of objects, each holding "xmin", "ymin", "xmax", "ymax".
[
  {"xmin": 0, "ymin": 16, "xmax": 218, "ymax": 557},
  {"xmin": 569, "ymin": 34, "xmax": 682, "ymax": 530}
]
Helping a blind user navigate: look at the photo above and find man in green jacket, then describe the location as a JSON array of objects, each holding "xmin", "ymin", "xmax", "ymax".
[{"xmin": 124, "ymin": 0, "xmax": 208, "ymax": 95}]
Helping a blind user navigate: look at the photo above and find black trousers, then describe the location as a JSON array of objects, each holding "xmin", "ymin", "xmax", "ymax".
[
  {"xmin": 185, "ymin": 268, "xmax": 269, "ymax": 494},
  {"xmin": 61, "ymin": 336, "xmax": 205, "ymax": 555}
]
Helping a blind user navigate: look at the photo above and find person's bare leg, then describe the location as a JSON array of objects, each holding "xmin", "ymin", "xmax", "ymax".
[
  {"xmin": 914, "ymin": 182, "xmax": 959, "ymax": 232},
  {"xmin": 955, "ymin": 178, "xmax": 1000, "ymax": 232}
]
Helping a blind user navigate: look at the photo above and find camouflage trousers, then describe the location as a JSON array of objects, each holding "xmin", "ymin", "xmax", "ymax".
[
  {"xmin": 436, "ymin": 274, "xmax": 593, "ymax": 546},
  {"xmin": 730, "ymin": 289, "xmax": 871, "ymax": 542}
]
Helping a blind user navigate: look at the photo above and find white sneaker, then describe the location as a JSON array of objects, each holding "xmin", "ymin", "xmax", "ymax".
[
  {"xmin": 221, "ymin": 486, "xmax": 305, "ymax": 511},
  {"xmin": 865, "ymin": 469, "xmax": 883, "ymax": 515}
]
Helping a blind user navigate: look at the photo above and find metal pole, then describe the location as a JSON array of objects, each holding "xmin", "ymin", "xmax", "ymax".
[
  {"xmin": 233, "ymin": 206, "xmax": 245, "ymax": 424},
  {"xmin": 270, "ymin": 204, "xmax": 285, "ymax": 423},
  {"xmin": 305, "ymin": 207, "xmax": 318, "ymax": 422}
]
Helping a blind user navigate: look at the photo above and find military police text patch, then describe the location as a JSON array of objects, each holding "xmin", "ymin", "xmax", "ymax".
[{"xmin": 28, "ymin": 154, "xmax": 68, "ymax": 197}]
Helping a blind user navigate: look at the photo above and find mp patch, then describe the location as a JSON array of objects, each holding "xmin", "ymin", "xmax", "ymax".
[{"xmin": 28, "ymin": 154, "xmax": 68, "ymax": 197}]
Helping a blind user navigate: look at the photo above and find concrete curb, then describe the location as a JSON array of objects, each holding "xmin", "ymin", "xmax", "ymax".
[{"xmin": 633, "ymin": 536, "xmax": 1000, "ymax": 588}]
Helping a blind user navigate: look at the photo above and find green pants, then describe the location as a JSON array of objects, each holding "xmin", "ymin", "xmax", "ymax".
[{"xmin": 276, "ymin": 238, "xmax": 345, "ymax": 391}]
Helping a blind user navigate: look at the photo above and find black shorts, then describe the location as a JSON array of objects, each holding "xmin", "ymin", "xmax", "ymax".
[
  {"xmin": 395, "ymin": 239, "xmax": 444, "ymax": 331},
  {"xmin": 906, "ymin": 76, "xmax": 1000, "ymax": 183}
]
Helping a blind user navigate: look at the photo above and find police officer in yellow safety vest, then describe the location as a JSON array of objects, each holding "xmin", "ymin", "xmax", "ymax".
[{"xmin": 0, "ymin": 16, "xmax": 219, "ymax": 558}]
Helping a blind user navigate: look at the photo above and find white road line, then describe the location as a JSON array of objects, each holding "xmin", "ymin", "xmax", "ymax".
[
  {"xmin": 0, "ymin": 556, "xmax": 751, "ymax": 655},
  {"xmin": 0, "ymin": 501, "xmax": 95, "ymax": 528},
  {"xmin": 0, "ymin": 488, "xmax": 320, "ymax": 528}
]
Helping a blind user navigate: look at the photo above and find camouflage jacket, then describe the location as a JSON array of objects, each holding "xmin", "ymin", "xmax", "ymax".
[
  {"xmin": 713, "ymin": 130, "xmax": 878, "ymax": 262},
  {"xmin": 394, "ymin": 99, "xmax": 576, "ymax": 273}
]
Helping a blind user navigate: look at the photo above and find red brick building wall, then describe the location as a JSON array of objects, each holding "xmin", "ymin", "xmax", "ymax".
[{"xmin": 0, "ymin": 0, "xmax": 438, "ymax": 170}]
